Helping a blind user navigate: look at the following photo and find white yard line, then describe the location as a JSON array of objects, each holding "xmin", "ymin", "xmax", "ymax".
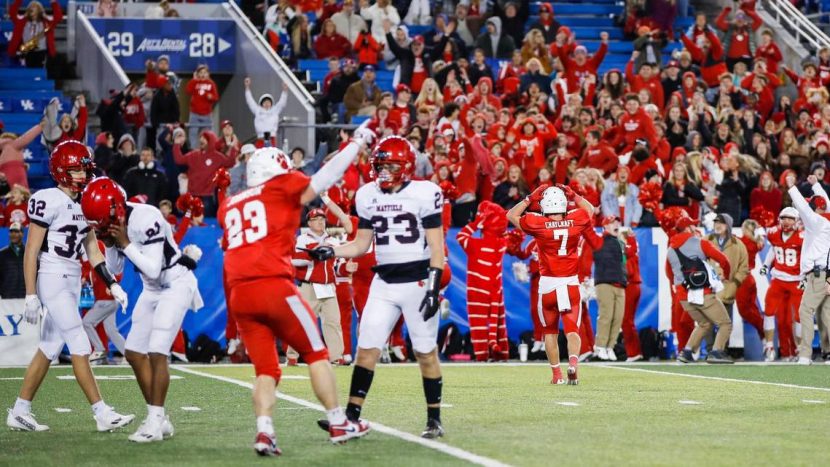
[
  {"xmin": 174, "ymin": 366, "xmax": 513, "ymax": 467},
  {"xmin": 598, "ymin": 364, "xmax": 830, "ymax": 393}
]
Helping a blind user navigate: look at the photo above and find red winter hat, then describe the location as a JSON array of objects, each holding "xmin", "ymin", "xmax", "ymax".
[
  {"xmin": 817, "ymin": 139, "xmax": 830, "ymax": 151},
  {"xmin": 671, "ymin": 146, "xmax": 687, "ymax": 161},
  {"xmin": 723, "ymin": 142, "xmax": 739, "ymax": 155},
  {"xmin": 557, "ymin": 26, "xmax": 571, "ymax": 37},
  {"xmin": 307, "ymin": 208, "xmax": 326, "ymax": 220},
  {"xmin": 220, "ymin": 119, "xmax": 233, "ymax": 130},
  {"xmin": 808, "ymin": 196, "xmax": 828, "ymax": 211},
  {"xmin": 395, "ymin": 83, "xmax": 411, "ymax": 94}
]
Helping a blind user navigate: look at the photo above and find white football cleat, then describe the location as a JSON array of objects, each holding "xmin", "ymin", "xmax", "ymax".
[
  {"xmin": 7, "ymin": 409, "xmax": 49, "ymax": 432},
  {"xmin": 391, "ymin": 346, "xmax": 406, "ymax": 361},
  {"xmin": 95, "ymin": 408, "xmax": 135, "ymax": 432},
  {"xmin": 227, "ymin": 338, "xmax": 240, "ymax": 355},
  {"xmin": 128, "ymin": 418, "xmax": 163, "ymax": 443},
  {"xmin": 161, "ymin": 415, "xmax": 174, "ymax": 439},
  {"xmin": 606, "ymin": 348, "xmax": 618, "ymax": 362},
  {"xmin": 531, "ymin": 341, "xmax": 545, "ymax": 353},
  {"xmin": 764, "ymin": 345, "xmax": 776, "ymax": 362},
  {"xmin": 594, "ymin": 346, "xmax": 609, "ymax": 361}
]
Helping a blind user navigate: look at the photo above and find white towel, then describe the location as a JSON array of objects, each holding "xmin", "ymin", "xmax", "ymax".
[
  {"xmin": 687, "ymin": 288, "xmax": 704, "ymax": 305},
  {"xmin": 313, "ymin": 283, "xmax": 336, "ymax": 299},
  {"xmin": 539, "ymin": 275, "xmax": 580, "ymax": 313}
]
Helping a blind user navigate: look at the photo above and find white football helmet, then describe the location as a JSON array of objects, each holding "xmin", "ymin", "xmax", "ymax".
[
  {"xmin": 779, "ymin": 207, "xmax": 799, "ymax": 220},
  {"xmin": 540, "ymin": 187, "xmax": 568, "ymax": 214},
  {"xmin": 246, "ymin": 147, "xmax": 292, "ymax": 187}
]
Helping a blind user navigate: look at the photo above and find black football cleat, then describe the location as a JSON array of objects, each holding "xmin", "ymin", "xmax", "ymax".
[{"xmin": 421, "ymin": 418, "xmax": 445, "ymax": 439}]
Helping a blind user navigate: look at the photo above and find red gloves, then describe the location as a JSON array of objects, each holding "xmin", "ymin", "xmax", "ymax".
[
  {"xmin": 176, "ymin": 194, "xmax": 205, "ymax": 218},
  {"xmin": 556, "ymin": 183, "xmax": 575, "ymax": 201},
  {"xmin": 527, "ymin": 184, "xmax": 549, "ymax": 205},
  {"xmin": 213, "ymin": 168, "xmax": 231, "ymax": 191}
]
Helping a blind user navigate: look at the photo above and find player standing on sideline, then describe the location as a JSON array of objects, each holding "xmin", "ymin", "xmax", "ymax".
[
  {"xmin": 218, "ymin": 125, "xmax": 376, "ymax": 455},
  {"xmin": 309, "ymin": 135, "xmax": 447, "ymax": 438},
  {"xmin": 784, "ymin": 174, "xmax": 830, "ymax": 364},
  {"xmin": 507, "ymin": 184, "xmax": 602, "ymax": 385},
  {"xmin": 81, "ymin": 177, "xmax": 203, "ymax": 442},
  {"xmin": 760, "ymin": 207, "xmax": 804, "ymax": 361},
  {"xmin": 81, "ymin": 242, "xmax": 127, "ymax": 362},
  {"xmin": 6, "ymin": 141, "xmax": 135, "ymax": 433}
]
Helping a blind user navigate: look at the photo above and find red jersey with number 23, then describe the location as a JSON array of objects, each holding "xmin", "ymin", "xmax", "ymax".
[
  {"xmin": 519, "ymin": 208, "xmax": 601, "ymax": 277},
  {"xmin": 219, "ymin": 171, "xmax": 310, "ymax": 288}
]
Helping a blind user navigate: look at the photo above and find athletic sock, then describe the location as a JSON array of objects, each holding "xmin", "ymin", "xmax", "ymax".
[
  {"xmin": 256, "ymin": 416, "xmax": 274, "ymax": 436},
  {"xmin": 568, "ymin": 355, "xmax": 578, "ymax": 369},
  {"xmin": 551, "ymin": 364, "xmax": 563, "ymax": 380},
  {"xmin": 423, "ymin": 376, "xmax": 442, "ymax": 422},
  {"xmin": 346, "ymin": 366, "xmax": 374, "ymax": 421},
  {"xmin": 326, "ymin": 407, "xmax": 347, "ymax": 426},
  {"xmin": 13, "ymin": 397, "xmax": 32, "ymax": 415},
  {"xmin": 148, "ymin": 405, "xmax": 165, "ymax": 419},
  {"xmin": 91, "ymin": 400, "xmax": 109, "ymax": 417}
]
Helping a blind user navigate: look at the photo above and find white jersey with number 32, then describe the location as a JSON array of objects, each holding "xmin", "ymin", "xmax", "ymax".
[{"xmin": 27, "ymin": 188, "xmax": 90, "ymax": 276}]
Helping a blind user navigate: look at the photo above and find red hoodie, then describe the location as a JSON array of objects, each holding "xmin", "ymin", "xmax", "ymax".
[
  {"xmin": 626, "ymin": 60, "xmax": 665, "ymax": 113},
  {"xmin": 186, "ymin": 78, "xmax": 219, "ymax": 116},
  {"xmin": 173, "ymin": 131, "xmax": 236, "ymax": 196},
  {"xmin": 578, "ymin": 142, "xmax": 617, "ymax": 174},
  {"xmin": 557, "ymin": 42, "xmax": 608, "ymax": 92},
  {"xmin": 680, "ymin": 30, "xmax": 728, "ymax": 87},
  {"xmin": 614, "ymin": 108, "xmax": 658, "ymax": 152}
]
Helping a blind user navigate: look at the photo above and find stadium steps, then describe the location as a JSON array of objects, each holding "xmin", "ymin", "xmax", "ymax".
[{"xmin": 0, "ymin": 5, "xmax": 79, "ymax": 190}]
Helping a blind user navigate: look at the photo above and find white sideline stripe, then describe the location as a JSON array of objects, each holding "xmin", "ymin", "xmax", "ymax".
[
  {"xmin": 174, "ymin": 366, "xmax": 512, "ymax": 467},
  {"xmin": 599, "ymin": 365, "xmax": 830, "ymax": 392}
]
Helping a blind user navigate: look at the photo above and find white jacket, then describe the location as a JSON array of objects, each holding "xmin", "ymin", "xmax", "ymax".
[
  {"xmin": 245, "ymin": 89, "xmax": 288, "ymax": 139},
  {"xmin": 360, "ymin": 3, "xmax": 400, "ymax": 45}
]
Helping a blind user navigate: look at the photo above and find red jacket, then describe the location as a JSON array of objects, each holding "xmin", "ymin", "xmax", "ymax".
[
  {"xmin": 315, "ymin": 32, "xmax": 352, "ymax": 59},
  {"xmin": 749, "ymin": 187, "xmax": 782, "ymax": 216},
  {"xmin": 186, "ymin": 78, "xmax": 219, "ymax": 116},
  {"xmin": 7, "ymin": 0, "xmax": 62, "ymax": 58},
  {"xmin": 680, "ymin": 31, "xmax": 728, "ymax": 87},
  {"xmin": 293, "ymin": 231, "xmax": 337, "ymax": 284},
  {"xmin": 755, "ymin": 42, "xmax": 782, "ymax": 74},
  {"xmin": 624, "ymin": 235, "xmax": 641, "ymax": 284},
  {"xmin": 172, "ymin": 131, "xmax": 235, "ymax": 196},
  {"xmin": 3, "ymin": 201, "xmax": 28, "ymax": 226},
  {"xmin": 614, "ymin": 108, "xmax": 658, "ymax": 151},
  {"xmin": 557, "ymin": 42, "xmax": 608, "ymax": 92},
  {"xmin": 578, "ymin": 143, "xmax": 618, "ymax": 174},
  {"xmin": 354, "ymin": 32, "xmax": 381, "ymax": 66},
  {"xmin": 123, "ymin": 96, "xmax": 146, "ymax": 129},
  {"xmin": 626, "ymin": 60, "xmax": 665, "ymax": 113},
  {"xmin": 715, "ymin": 7, "xmax": 761, "ymax": 59}
]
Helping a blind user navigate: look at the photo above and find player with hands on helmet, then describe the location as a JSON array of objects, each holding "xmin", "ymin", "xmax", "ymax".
[
  {"xmin": 309, "ymin": 135, "xmax": 448, "ymax": 440},
  {"xmin": 7, "ymin": 141, "xmax": 135, "ymax": 435},
  {"xmin": 507, "ymin": 184, "xmax": 602, "ymax": 386}
]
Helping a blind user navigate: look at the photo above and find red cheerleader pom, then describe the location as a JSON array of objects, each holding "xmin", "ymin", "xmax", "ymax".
[
  {"xmin": 749, "ymin": 206, "xmax": 776, "ymax": 228},
  {"xmin": 637, "ymin": 181, "xmax": 663, "ymax": 212}
]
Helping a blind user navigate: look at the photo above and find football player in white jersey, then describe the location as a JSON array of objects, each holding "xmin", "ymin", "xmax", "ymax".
[
  {"xmin": 310, "ymin": 136, "xmax": 447, "ymax": 438},
  {"xmin": 81, "ymin": 177, "xmax": 203, "ymax": 443},
  {"xmin": 6, "ymin": 141, "xmax": 135, "ymax": 433}
]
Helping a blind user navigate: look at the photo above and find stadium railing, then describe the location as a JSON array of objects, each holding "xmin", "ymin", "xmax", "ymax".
[{"xmin": 761, "ymin": 0, "xmax": 830, "ymax": 52}]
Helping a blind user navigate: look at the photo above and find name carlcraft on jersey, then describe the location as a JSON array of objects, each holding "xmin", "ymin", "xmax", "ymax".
[
  {"xmin": 545, "ymin": 219, "xmax": 574, "ymax": 229},
  {"xmin": 375, "ymin": 204, "xmax": 403, "ymax": 212}
]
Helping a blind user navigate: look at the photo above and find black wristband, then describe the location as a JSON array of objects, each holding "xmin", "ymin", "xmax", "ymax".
[
  {"xmin": 426, "ymin": 267, "xmax": 443, "ymax": 294},
  {"xmin": 178, "ymin": 255, "xmax": 197, "ymax": 270},
  {"xmin": 94, "ymin": 262, "xmax": 117, "ymax": 288}
]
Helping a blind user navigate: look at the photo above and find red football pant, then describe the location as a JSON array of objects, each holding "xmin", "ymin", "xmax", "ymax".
[
  {"xmin": 528, "ymin": 274, "xmax": 543, "ymax": 341},
  {"xmin": 335, "ymin": 282, "xmax": 354, "ymax": 356},
  {"xmin": 352, "ymin": 274, "xmax": 373, "ymax": 317},
  {"xmin": 622, "ymin": 283, "xmax": 642, "ymax": 358},
  {"xmin": 765, "ymin": 279, "xmax": 803, "ymax": 358},
  {"xmin": 579, "ymin": 303, "xmax": 594, "ymax": 354},
  {"xmin": 540, "ymin": 285, "xmax": 582, "ymax": 336},
  {"xmin": 468, "ymin": 273, "xmax": 508, "ymax": 361},
  {"xmin": 735, "ymin": 275, "xmax": 764, "ymax": 339},
  {"xmin": 672, "ymin": 292, "xmax": 695, "ymax": 350},
  {"xmin": 229, "ymin": 278, "xmax": 329, "ymax": 380}
]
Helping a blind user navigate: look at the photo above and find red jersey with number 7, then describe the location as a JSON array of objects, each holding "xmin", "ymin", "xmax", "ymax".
[
  {"xmin": 218, "ymin": 171, "xmax": 310, "ymax": 288},
  {"xmin": 519, "ymin": 208, "xmax": 602, "ymax": 277}
]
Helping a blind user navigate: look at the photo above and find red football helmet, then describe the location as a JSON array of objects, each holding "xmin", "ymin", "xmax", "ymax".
[
  {"xmin": 369, "ymin": 135, "xmax": 416, "ymax": 189},
  {"xmin": 81, "ymin": 177, "xmax": 127, "ymax": 232},
  {"xmin": 50, "ymin": 140, "xmax": 95, "ymax": 192}
]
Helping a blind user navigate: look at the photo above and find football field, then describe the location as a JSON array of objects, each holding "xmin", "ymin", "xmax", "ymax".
[{"xmin": 1, "ymin": 363, "xmax": 828, "ymax": 466}]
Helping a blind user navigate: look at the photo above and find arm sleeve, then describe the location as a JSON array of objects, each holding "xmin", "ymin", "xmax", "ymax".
[
  {"xmin": 245, "ymin": 88, "xmax": 259, "ymax": 114},
  {"xmin": 274, "ymin": 91, "xmax": 288, "ymax": 115},
  {"xmin": 172, "ymin": 144, "xmax": 188, "ymax": 166},
  {"xmin": 122, "ymin": 242, "xmax": 163, "ymax": 280},
  {"xmin": 309, "ymin": 141, "xmax": 360, "ymax": 195},
  {"xmin": 788, "ymin": 185, "xmax": 820, "ymax": 231}
]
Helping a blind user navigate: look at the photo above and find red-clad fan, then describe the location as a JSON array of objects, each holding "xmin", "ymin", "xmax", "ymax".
[
  {"xmin": 761, "ymin": 207, "xmax": 804, "ymax": 361},
  {"xmin": 556, "ymin": 32, "xmax": 609, "ymax": 93},
  {"xmin": 457, "ymin": 201, "xmax": 509, "ymax": 361},
  {"xmin": 680, "ymin": 29, "xmax": 728, "ymax": 88},
  {"xmin": 626, "ymin": 61, "xmax": 665, "ymax": 114},
  {"xmin": 218, "ymin": 124, "xmax": 376, "ymax": 453},
  {"xmin": 578, "ymin": 128, "xmax": 618, "ymax": 175},
  {"xmin": 613, "ymin": 94, "xmax": 658, "ymax": 153},
  {"xmin": 507, "ymin": 184, "xmax": 602, "ymax": 385},
  {"xmin": 755, "ymin": 30, "xmax": 783, "ymax": 74}
]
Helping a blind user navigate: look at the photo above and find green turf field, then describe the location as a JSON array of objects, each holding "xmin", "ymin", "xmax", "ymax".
[{"xmin": 1, "ymin": 363, "xmax": 828, "ymax": 466}]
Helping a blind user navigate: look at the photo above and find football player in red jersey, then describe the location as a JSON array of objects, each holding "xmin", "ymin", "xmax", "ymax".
[
  {"xmin": 760, "ymin": 207, "xmax": 804, "ymax": 361},
  {"xmin": 218, "ymin": 125, "xmax": 374, "ymax": 456},
  {"xmin": 507, "ymin": 184, "xmax": 602, "ymax": 385}
]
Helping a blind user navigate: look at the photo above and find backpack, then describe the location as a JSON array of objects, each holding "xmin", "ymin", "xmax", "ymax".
[
  {"xmin": 639, "ymin": 327, "xmax": 661, "ymax": 360},
  {"xmin": 187, "ymin": 333, "xmax": 223, "ymax": 363},
  {"xmin": 674, "ymin": 247, "xmax": 710, "ymax": 289}
]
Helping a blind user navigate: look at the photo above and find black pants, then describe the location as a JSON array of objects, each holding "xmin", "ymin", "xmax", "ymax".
[
  {"xmin": 24, "ymin": 50, "xmax": 47, "ymax": 68},
  {"xmin": 200, "ymin": 195, "xmax": 218, "ymax": 218}
]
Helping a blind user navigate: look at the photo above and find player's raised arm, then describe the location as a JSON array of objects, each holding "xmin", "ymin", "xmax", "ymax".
[
  {"xmin": 300, "ymin": 123, "xmax": 376, "ymax": 205},
  {"xmin": 508, "ymin": 184, "xmax": 549, "ymax": 229}
]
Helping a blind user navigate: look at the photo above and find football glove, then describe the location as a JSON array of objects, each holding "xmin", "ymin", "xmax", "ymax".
[
  {"xmin": 526, "ymin": 184, "xmax": 549, "ymax": 205},
  {"xmin": 352, "ymin": 120, "xmax": 377, "ymax": 148},
  {"xmin": 24, "ymin": 294, "xmax": 42, "ymax": 325},
  {"xmin": 109, "ymin": 283, "xmax": 129, "ymax": 313},
  {"xmin": 305, "ymin": 246, "xmax": 336, "ymax": 262},
  {"xmin": 419, "ymin": 267, "xmax": 443, "ymax": 321},
  {"xmin": 556, "ymin": 183, "xmax": 576, "ymax": 200},
  {"xmin": 183, "ymin": 244, "xmax": 203, "ymax": 263}
]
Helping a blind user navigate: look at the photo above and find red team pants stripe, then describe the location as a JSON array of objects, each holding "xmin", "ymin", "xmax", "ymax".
[{"xmin": 230, "ymin": 278, "xmax": 329, "ymax": 380}]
